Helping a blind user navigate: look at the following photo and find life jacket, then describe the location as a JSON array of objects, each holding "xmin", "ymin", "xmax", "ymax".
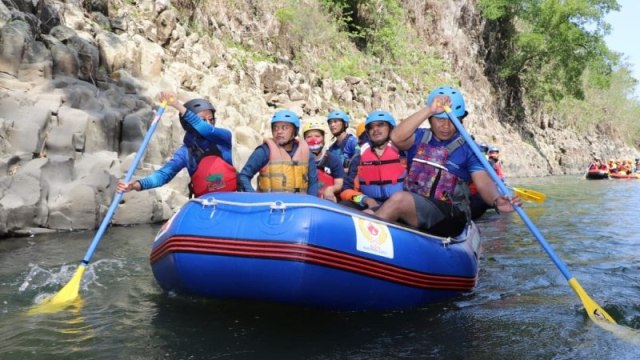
[
  {"xmin": 315, "ymin": 150, "xmax": 335, "ymax": 197},
  {"xmin": 492, "ymin": 160, "xmax": 505, "ymax": 180},
  {"xmin": 258, "ymin": 138, "xmax": 310, "ymax": 193},
  {"xmin": 357, "ymin": 141, "xmax": 406, "ymax": 201},
  {"xmin": 185, "ymin": 132, "xmax": 237, "ymax": 197},
  {"xmin": 328, "ymin": 133, "xmax": 356, "ymax": 167},
  {"xmin": 404, "ymin": 130, "xmax": 471, "ymax": 218}
]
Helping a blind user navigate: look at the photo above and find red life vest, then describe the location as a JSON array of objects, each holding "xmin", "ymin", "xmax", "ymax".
[
  {"xmin": 316, "ymin": 151, "xmax": 335, "ymax": 197},
  {"xmin": 190, "ymin": 155, "xmax": 238, "ymax": 197},
  {"xmin": 357, "ymin": 142, "xmax": 406, "ymax": 201}
]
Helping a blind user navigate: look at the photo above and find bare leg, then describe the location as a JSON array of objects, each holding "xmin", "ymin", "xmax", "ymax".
[{"xmin": 373, "ymin": 191, "xmax": 419, "ymax": 227}]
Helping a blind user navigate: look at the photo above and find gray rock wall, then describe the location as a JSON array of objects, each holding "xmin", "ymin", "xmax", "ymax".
[{"xmin": 0, "ymin": 0, "xmax": 637, "ymax": 236}]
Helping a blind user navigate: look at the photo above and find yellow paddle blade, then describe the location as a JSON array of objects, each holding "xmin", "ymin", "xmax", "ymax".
[
  {"xmin": 568, "ymin": 278, "xmax": 616, "ymax": 324},
  {"xmin": 512, "ymin": 187, "xmax": 546, "ymax": 203},
  {"xmin": 27, "ymin": 265, "xmax": 86, "ymax": 315}
]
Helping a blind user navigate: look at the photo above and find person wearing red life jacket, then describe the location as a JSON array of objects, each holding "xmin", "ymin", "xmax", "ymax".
[
  {"xmin": 371, "ymin": 86, "xmax": 522, "ymax": 237},
  {"xmin": 117, "ymin": 91, "xmax": 237, "ymax": 197},
  {"xmin": 487, "ymin": 146, "xmax": 505, "ymax": 182},
  {"xmin": 302, "ymin": 120, "xmax": 344, "ymax": 201},
  {"xmin": 339, "ymin": 110, "xmax": 407, "ymax": 210},
  {"xmin": 238, "ymin": 110, "xmax": 318, "ymax": 195}
]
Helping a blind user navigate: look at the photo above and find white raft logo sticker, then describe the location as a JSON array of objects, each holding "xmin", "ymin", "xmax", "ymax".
[{"xmin": 353, "ymin": 217, "xmax": 394, "ymax": 258}]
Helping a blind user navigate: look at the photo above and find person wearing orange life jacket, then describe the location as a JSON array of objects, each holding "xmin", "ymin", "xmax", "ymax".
[
  {"xmin": 371, "ymin": 86, "xmax": 522, "ymax": 237},
  {"xmin": 117, "ymin": 91, "xmax": 237, "ymax": 197},
  {"xmin": 238, "ymin": 110, "xmax": 318, "ymax": 195},
  {"xmin": 339, "ymin": 110, "xmax": 407, "ymax": 210},
  {"xmin": 302, "ymin": 120, "xmax": 344, "ymax": 201}
]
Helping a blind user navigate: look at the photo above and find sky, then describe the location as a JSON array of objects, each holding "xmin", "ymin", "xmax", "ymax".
[{"xmin": 604, "ymin": 0, "xmax": 640, "ymax": 98}]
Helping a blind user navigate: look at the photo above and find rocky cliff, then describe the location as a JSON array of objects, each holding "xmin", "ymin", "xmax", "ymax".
[{"xmin": 0, "ymin": 0, "xmax": 637, "ymax": 236}]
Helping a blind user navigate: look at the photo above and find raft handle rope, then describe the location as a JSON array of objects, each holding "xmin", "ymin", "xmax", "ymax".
[{"xmin": 191, "ymin": 197, "xmax": 469, "ymax": 245}]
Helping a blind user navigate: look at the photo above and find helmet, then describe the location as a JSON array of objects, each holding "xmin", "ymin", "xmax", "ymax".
[
  {"xmin": 302, "ymin": 120, "xmax": 325, "ymax": 136},
  {"xmin": 271, "ymin": 109, "xmax": 300, "ymax": 129},
  {"xmin": 488, "ymin": 146, "xmax": 499, "ymax": 153},
  {"xmin": 327, "ymin": 109, "xmax": 350, "ymax": 126},
  {"xmin": 356, "ymin": 122, "xmax": 366, "ymax": 138},
  {"xmin": 184, "ymin": 98, "xmax": 216, "ymax": 114},
  {"xmin": 425, "ymin": 86, "xmax": 467, "ymax": 119},
  {"xmin": 365, "ymin": 110, "xmax": 396, "ymax": 128},
  {"xmin": 477, "ymin": 143, "xmax": 489, "ymax": 153}
]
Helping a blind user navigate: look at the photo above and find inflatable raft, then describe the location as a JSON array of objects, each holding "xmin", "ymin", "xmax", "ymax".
[
  {"xmin": 585, "ymin": 169, "xmax": 609, "ymax": 180},
  {"xmin": 150, "ymin": 192, "xmax": 481, "ymax": 311}
]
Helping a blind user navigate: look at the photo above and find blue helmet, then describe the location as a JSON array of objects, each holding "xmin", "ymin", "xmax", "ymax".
[
  {"xmin": 365, "ymin": 110, "xmax": 396, "ymax": 128},
  {"xmin": 271, "ymin": 110, "xmax": 300, "ymax": 129},
  {"xmin": 425, "ymin": 86, "xmax": 468, "ymax": 119},
  {"xmin": 327, "ymin": 109, "xmax": 350, "ymax": 126},
  {"xmin": 488, "ymin": 146, "xmax": 499, "ymax": 153},
  {"xmin": 477, "ymin": 143, "xmax": 489, "ymax": 153}
]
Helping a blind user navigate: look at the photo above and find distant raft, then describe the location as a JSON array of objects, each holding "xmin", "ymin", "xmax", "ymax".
[
  {"xmin": 150, "ymin": 192, "xmax": 481, "ymax": 311},
  {"xmin": 585, "ymin": 169, "xmax": 609, "ymax": 180}
]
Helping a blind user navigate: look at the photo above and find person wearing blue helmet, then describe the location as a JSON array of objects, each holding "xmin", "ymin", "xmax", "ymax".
[
  {"xmin": 370, "ymin": 86, "xmax": 521, "ymax": 237},
  {"xmin": 326, "ymin": 109, "xmax": 358, "ymax": 169},
  {"xmin": 238, "ymin": 109, "xmax": 318, "ymax": 195},
  {"xmin": 117, "ymin": 91, "xmax": 237, "ymax": 197},
  {"xmin": 339, "ymin": 109, "xmax": 407, "ymax": 210}
]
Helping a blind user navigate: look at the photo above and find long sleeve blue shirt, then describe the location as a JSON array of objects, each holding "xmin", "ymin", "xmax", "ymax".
[
  {"xmin": 238, "ymin": 142, "xmax": 319, "ymax": 195},
  {"xmin": 138, "ymin": 110, "xmax": 233, "ymax": 190}
]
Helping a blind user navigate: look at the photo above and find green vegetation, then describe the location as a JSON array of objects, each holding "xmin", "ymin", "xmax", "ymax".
[{"xmin": 478, "ymin": 0, "xmax": 640, "ymax": 146}]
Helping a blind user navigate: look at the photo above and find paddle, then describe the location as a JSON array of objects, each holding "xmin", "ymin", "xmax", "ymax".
[
  {"xmin": 443, "ymin": 105, "xmax": 616, "ymax": 326},
  {"xmin": 29, "ymin": 101, "xmax": 169, "ymax": 315},
  {"xmin": 509, "ymin": 186, "xmax": 545, "ymax": 203}
]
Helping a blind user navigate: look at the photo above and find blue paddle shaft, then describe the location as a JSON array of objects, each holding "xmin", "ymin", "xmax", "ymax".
[
  {"xmin": 444, "ymin": 108, "xmax": 574, "ymax": 281},
  {"xmin": 81, "ymin": 104, "xmax": 167, "ymax": 264}
]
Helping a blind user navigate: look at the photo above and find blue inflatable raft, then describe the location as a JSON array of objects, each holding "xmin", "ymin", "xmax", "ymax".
[{"xmin": 150, "ymin": 192, "xmax": 481, "ymax": 311}]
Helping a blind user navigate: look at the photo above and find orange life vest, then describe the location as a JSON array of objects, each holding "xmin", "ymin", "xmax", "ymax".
[{"xmin": 258, "ymin": 138, "xmax": 310, "ymax": 193}]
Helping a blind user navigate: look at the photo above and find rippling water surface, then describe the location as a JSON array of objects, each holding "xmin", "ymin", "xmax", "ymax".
[{"xmin": 1, "ymin": 175, "xmax": 640, "ymax": 359}]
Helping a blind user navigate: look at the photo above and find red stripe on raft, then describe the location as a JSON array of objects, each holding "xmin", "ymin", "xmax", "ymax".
[{"xmin": 150, "ymin": 236, "xmax": 477, "ymax": 291}]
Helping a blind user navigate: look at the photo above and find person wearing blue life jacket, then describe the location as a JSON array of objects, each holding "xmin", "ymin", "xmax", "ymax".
[
  {"xmin": 339, "ymin": 110, "xmax": 407, "ymax": 210},
  {"xmin": 117, "ymin": 91, "xmax": 237, "ymax": 197},
  {"xmin": 371, "ymin": 86, "xmax": 522, "ymax": 237},
  {"xmin": 326, "ymin": 109, "xmax": 358, "ymax": 169},
  {"xmin": 238, "ymin": 110, "xmax": 318, "ymax": 195}
]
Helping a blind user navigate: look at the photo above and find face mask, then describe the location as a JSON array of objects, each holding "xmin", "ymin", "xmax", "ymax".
[{"xmin": 306, "ymin": 137, "xmax": 324, "ymax": 151}]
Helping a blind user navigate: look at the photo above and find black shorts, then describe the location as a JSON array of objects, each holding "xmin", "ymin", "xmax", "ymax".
[{"xmin": 410, "ymin": 193, "xmax": 467, "ymax": 237}]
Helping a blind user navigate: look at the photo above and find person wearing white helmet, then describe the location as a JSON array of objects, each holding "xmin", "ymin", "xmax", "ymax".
[
  {"xmin": 238, "ymin": 109, "xmax": 318, "ymax": 195},
  {"xmin": 117, "ymin": 91, "xmax": 236, "ymax": 197},
  {"xmin": 371, "ymin": 86, "xmax": 522, "ymax": 237},
  {"xmin": 302, "ymin": 120, "xmax": 344, "ymax": 201},
  {"xmin": 339, "ymin": 109, "xmax": 407, "ymax": 210},
  {"xmin": 487, "ymin": 146, "xmax": 505, "ymax": 181}
]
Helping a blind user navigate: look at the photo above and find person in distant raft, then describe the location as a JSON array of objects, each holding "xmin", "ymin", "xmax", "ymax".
[
  {"xmin": 301, "ymin": 119, "xmax": 344, "ymax": 201},
  {"xmin": 238, "ymin": 109, "xmax": 319, "ymax": 195},
  {"xmin": 117, "ymin": 91, "xmax": 237, "ymax": 196}
]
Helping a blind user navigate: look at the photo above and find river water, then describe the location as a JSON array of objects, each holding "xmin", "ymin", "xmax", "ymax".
[{"xmin": 1, "ymin": 175, "xmax": 640, "ymax": 359}]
